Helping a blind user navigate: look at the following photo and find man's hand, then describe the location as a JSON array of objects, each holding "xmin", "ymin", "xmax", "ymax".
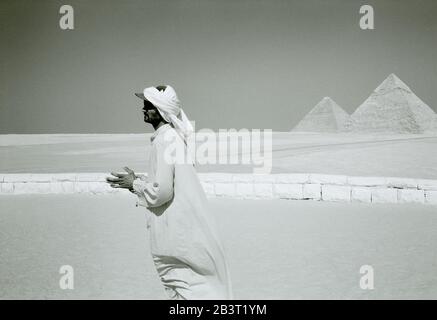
[{"xmin": 106, "ymin": 167, "xmax": 137, "ymax": 191}]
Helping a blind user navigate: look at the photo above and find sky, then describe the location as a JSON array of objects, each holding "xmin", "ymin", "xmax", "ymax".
[{"xmin": 1, "ymin": 0, "xmax": 436, "ymax": 133}]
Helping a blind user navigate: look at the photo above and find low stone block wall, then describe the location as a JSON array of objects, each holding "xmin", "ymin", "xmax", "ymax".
[{"xmin": 1, "ymin": 173, "xmax": 437, "ymax": 205}]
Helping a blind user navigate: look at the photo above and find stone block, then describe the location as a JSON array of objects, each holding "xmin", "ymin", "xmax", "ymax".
[
  {"xmin": 62, "ymin": 181, "xmax": 76, "ymax": 193},
  {"xmin": 310, "ymin": 174, "xmax": 348, "ymax": 185},
  {"xmin": 303, "ymin": 183, "xmax": 321, "ymax": 200},
  {"xmin": 1, "ymin": 183, "xmax": 14, "ymax": 194},
  {"xmin": 274, "ymin": 174, "xmax": 309, "ymax": 184},
  {"xmin": 253, "ymin": 183, "xmax": 273, "ymax": 198},
  {"xmin": 232, "ymin": 174, "xmax": 254, "ymax": 183},
  {"xmin": 13, "ymin": 182, "xmax": 51, "ymax": 194},
  {"xmin": 398, "ymin": 189, "xmax": 425, "ymax": 204},
  {"xmin": 4, "ymin": 174, "xmax": 32, "ymax": 183},
  {"xmin": 235, "ymin": 183, "xmax": 254, "ymax": 199},
  {"xmin": 425, "ymin": 190, "xmax": 437, "ymax": 204},
  {"xmin": 386, "ymin": 177, "xmax": 418, "ymax": 189},
  {"xmin": 347, "ymin": 176, "xmax": 387, "ymax": 187},
  {"xmin": 253, "ymin": 174, "xmax": 276, "ymax": 183},
  {"xmin": 322, "ymin": 185, "xmax": 351, "ymax": 202},
  {"xmin": 351, "ymin": 187, "xmax": 372, "ymax": 203},
  {"xmin": 417, "ymin": 179, "xmax": 437, "ymax": 191},
  {"xmin": 53, "ymin": 173, "xmax": 77, "ymax": 182},
  {"xmin": 75, "ymin": 182, "xmax": 90, "ymax": 193},
  {"xmin": 274, "ymin": 184, "xmax": 303, "ymax": 199},
  {"xmin": 371, "ymin": 188, "xmax": 397, "ymax": 203},
  {"xmin": 214, "ymin": 183, "xmax": 235, "ymax": 197},
  {"xmin": 201, "ymin": 182, "xmax": 215, "ymax": 196}
]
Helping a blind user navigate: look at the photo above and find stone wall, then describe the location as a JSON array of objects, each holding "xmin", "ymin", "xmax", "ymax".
[{"xmin": 1, "ymin": 173, "xmax": 436, "ymax": 205}]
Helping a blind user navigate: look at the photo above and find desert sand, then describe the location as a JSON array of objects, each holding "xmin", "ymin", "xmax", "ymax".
[
  {"xmin": 1, "ymin": 194, "xmax": 436, "ymax": 299},
  {"xmin": 1, "ymin": 132, "xmax": 437, "ymax": 179}
]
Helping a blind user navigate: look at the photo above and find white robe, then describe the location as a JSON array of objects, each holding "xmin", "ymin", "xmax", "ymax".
[{"xmin": 132, "ymin": 124, "xmax": 233, "ymax": 300}]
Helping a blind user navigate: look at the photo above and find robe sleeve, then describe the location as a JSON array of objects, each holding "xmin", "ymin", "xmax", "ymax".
[{"xmin": 132, "ymin": 141, "xmax": 174, "ymax": 208}]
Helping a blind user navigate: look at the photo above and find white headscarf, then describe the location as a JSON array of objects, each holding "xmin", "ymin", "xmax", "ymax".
[{"xmin": 143, "ymin": 85, "xmax": 194, "ymax": 140}]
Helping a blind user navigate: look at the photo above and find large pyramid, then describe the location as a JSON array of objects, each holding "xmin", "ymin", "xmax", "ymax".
[
  {"xmin": 293, "ymin": 97, "xmax": 351, "ymax": 132},
  {"xmin": 348, "ymin": 73, "xmax": 437, "ymax": 133}
]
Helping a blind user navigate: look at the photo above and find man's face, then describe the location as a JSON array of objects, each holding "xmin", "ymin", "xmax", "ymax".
[{"xmin": 142, "ymin": 100, "xmax": 161, "ymax": 124}]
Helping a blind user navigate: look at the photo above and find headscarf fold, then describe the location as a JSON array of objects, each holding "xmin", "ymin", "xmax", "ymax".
[{"xmin": 143, "ymin": 85, "xmax": 194, "ymax": 141}]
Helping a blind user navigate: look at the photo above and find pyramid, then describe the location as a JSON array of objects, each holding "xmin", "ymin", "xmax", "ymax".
[
  {"xmin": 293, "ymin": 97, "xmax": 351, "ymax": 132},
  {"xmin": 348, "ymin": 73, "xmax": 437, "ymax": 133}
]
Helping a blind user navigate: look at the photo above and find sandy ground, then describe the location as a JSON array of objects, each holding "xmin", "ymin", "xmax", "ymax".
[
  {"xmin": 1, "ymin": 194, "xmax": 436, "ymax": 299},
  {"xmin": 1, "ymin": 133, "xmax": 437, "ymax": 178}
]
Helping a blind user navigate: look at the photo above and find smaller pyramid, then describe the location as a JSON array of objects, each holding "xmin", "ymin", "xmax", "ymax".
[
  {"xmin": 293, "ymin": 97, "xmax": 351, "ymax": 132},
  {"xmin": 349, "ymin": 73, "xmax": 437, "ymax": 133}
]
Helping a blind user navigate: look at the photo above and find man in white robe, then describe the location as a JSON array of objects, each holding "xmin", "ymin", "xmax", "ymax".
[{"xmin": 107, "ymin": 85, "xmax": 233, "ymax": 300}]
